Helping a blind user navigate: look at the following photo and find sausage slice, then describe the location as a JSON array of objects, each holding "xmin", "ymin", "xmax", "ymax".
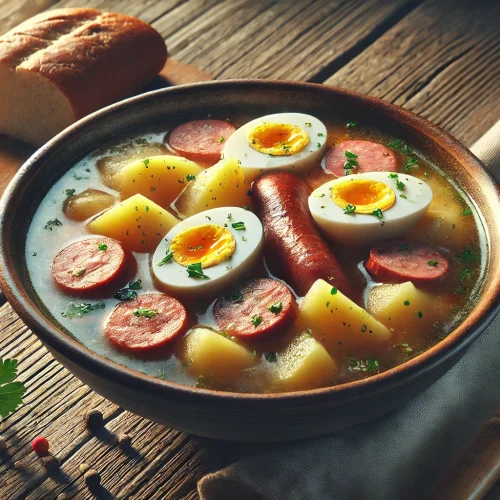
[
  {"xmin": 167, "ymin": 119, "xmax": 236, "ymax": 164},
  {"xmin": 214, "ymin": 278, "xmax": 297, "ymax": 339},
  {"xmin": 105, "ymin": 293, "xmax": 187, "ymax": 352},
  {"xmin": 52, "ymin": 237, "xmax": 127, "ymax": 294},
  {"xmin": 324, "ymin": 140, "xmax": 397, "ymax": 177},
  {"xmin": 365, "ymin": 240, "xmax": 449, "ymax": 284}
]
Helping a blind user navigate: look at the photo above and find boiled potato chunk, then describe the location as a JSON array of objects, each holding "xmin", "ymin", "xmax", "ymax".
[
  {"xmin": 174, "ymin": 157, "xmax": 252, "ymax": 217},
  {"xmin": 277, "ymin": 332, "xmax": 338, "ymax": 392},
  {"xmin": 87, "ymin": 194, "xmax": 178, "ymax": 252},
  {"xmin": 113, "ymin": 155, "xmax": 203, "ymax": 209},
  {"xmin": 367, "ymin": 281, "xmax": 442, "ymax": 334},
  {"xmin": 97, "ymin": 141, "xmax": 168, "ymax": 189},
  {"xmin": 296, "ymin": 279, "xmax": 392, "ymax": 355},
  {"xmin": 183, "ymin": 327, "xmax": 256, "ymax": 379},
  {"xmin": 63, "ymin": 189, "xmax": 115, "ymax": 221}
]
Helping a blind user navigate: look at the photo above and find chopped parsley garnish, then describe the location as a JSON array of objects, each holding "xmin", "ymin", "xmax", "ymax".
[
  {"xmin": 231, "ymin": 221, "xmax": 246, "ymax": 231},
  {"xmin": 343, "ymin": 204, "xmax": 356, "ymax": 214},
  {"xmin": 453, "ymin": 285, "xmax": 466, "ymax": 295},
  {"xmin": 268, "ymin": 302, "xmax": 283, "ymax": 314},
  {"xmin": 387, "ymin": 139, "xmax": 414, "ymax": 156},
  {"xmin": 133, "ymin": 307, "xmax": 158, "ymax": 319},
  {"xmin": 143, "ymin": 159, "xmax": 150, "ymax": 167},
  {"xmin": 331, "ymin": 287, "xmax": 338, "ymax": 295},
  {"xmin": 396, "ymin": 179, "xmax": 405, "ymax": 191},
  {"xmin": 145, "ymin": 206, "xmax": 150, "ymax": 212},
  {"xmin": 348, "ymin": 357, "xmax": 379, "ymax": 374},
  {"xmin": 62, "ymin": 301, "xmax": 105, "ymax": 319},
  {"xmin": 157, "ymin": 250, "xmax": 174, "ymax": 266},
  {"xmin": 346, "ymin": 121, "xmax": 358, "ymax": 129},
  {"xmin": 186, "ymin": 174, "xmax": 196, "ymax": 181},
  {"xmin": 305, "ymin": 122, "xmax": 312, "ymax": 127},
  {"xmin": 372, "ymin": 208, "xmax": 384, "ymax": 220},
  {"xmin": 97, "ymin": 242, "xmax": 108, "ymax": 251},
  {"xmin": 317, "ymin": 142, "xmax": 321, "ymax": 148},
  {"xmin": 128, "ymin": 279, "xmax": 142, "ymax": 290},
  {"xmin": 404, "ymin": 300, "xmax": 410, "ymax": 306},
  {"xmin": 113, "ymin": 287, "xmax": 137, "ymax": 301},
  {"xmin": 459, "ymin": 268, "xmax": 471, "ymax": 281},
  {"xmin": 418, "ymin": 311, "xmax": 423, "ymax": 318},
  {"xmin": 345, "ymin": 151, "xmax": 358, "ymax": 159},
  {"xmin": 459, "ymin": 249, "xmax": 479, "ymax": 264},
  {"xmin": 281, "ymin": 142, "xmax": 291, "ymax": 151},
  {"xmin": 264, "ymin": 351, "xmax": 278, "ymax": 362},
  {"xmin": 388, "ymin": 173, "xmax": 398, "ymax": 179},
  {"xmin": 44, "ymin": 218, "xmax": 62, "ymax": 231},
  {"xmin": 399, "ymin": 194, "xmax": 408, "ymax": 199},
  {"xmin": 187, "ymin": 262, "xmax": 210, "ymax": 279},
  {"xmin": 428, "ymin": 260, "xmax": 438, "ymax": 267},
  {"xmin": 344, "ymin": 151, "xmax": 359, "ymax": 171},
  {"xmin": 0, "ymin": 359, "xmax": 26, "ymax": 418},
  {"xmin": 251, "ymin": 315, "xmax": 263, "ymax": 327},
  {"xmin": 403, "ymin": 157, "xmax": 419, "ymax": 172},
  {"xmin": 462, "ymin": 207, "xmax": 473, "ymax": 216},
  {"xmin": 65, "ymin": 189, "xmax": 76, "ymax": 197},
  {"xmin": 318, "ymin": 133, "xmax": 325, "ymax": 137},
  {"xmin": 73, "ymin": 173, "xmax": 88, "ymax": 180},
  {"xmin": 217, "ymin": 137, "xmax": 225, "ymax": 143}
]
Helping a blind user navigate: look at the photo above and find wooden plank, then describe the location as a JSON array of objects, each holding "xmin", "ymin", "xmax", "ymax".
[
  {"xmin": 155, "ymin": 0, "xmax": 423, "ymax": 81},
  {"xmin": 0, "ymin": 0, "xmax": 58, "ymax": 35},
  {"xmin": 0, "ymin": 303, "xmax": 209, "ymax": 499},
  {"xmin": 324, "ymin": 0, "xmax": 500, "ymax": 146}
]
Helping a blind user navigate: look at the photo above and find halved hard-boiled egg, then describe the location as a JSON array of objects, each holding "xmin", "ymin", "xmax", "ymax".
[
  {"xmin": 152, "ymin": 207, "xmax": 263, "ymax": 296},
  {"xmin": 222, "ymin": 113, "xmax": 327, "ymax": 174},
  {"xmin": 309, "ymin": 172, "xmax": 432, "ymax": 245}
]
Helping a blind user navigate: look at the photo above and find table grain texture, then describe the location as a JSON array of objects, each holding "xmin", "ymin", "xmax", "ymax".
[{"xmin": 0, "ymin": 1, "xmax": 499, "ymax": 499}]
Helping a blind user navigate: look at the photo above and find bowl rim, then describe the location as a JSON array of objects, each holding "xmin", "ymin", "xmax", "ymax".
[{"xmin": 1, "ymin": 78, "xmax": 499, "ymax": 406}]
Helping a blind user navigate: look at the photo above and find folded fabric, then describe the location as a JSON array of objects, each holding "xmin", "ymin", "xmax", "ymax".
[{"xmin": 198, "ymin": 121, "xmax": 500, "ymax": 500}]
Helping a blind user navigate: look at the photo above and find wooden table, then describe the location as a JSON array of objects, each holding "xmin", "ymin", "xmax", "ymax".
[{"xmin": 1, "ymin": 1, "xmax": 499, "ymax": 498}]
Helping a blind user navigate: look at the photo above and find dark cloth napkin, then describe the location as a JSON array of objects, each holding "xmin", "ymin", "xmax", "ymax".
[{"xmin": 198, "ymin": 120, "xmax": 500, "ymax": 500}]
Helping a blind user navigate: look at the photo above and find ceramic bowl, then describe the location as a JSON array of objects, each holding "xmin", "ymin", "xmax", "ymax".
[{"xmin": 1, "ymin": 80, "xmax": 499, "ymax": 441}]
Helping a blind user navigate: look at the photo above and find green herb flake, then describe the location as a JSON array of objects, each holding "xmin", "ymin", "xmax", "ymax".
[
  {"xmin": 459, "ymin": 268, "xmax": 471, "ymax": 281},
  {"xmin": 459, "ymin": 249, "xmax": 479, "ymax": 264},
  {"xmin": 268, "ymin": 302, "xmax": 283, "ymax": 314},
  {"xmin": 0, "ymin": 359, "xmax": 26, "ymax": 418},
  {"xmin": 396, "ymin": 179, "xmax": 405, "ymax": 191},
  {"xmin": 428, "ymin": 260, "xmax": 438, "ymax": 267},
  {"xmin": 113, "ymin": 287, "xmax": 137, "ymax": 301},
  {"xmin": 44, "ymin": 218, "xmax": 63, "ymax": 231},
  {"xmin": 143, "ymin": 159, "xmax": 150, "ymax": 167},
  {"xmin": 231, "ymin": 221, "xmax": 246, "ymax": 231},
  {"xmin": 331, "ymin": 287, "xmax": 338, "ymax": 295},
  {"xmin": 372, "ymin": 208, "xmax": 384, "ymax": 220},
  {"xmin": 62, "ymin": 301, "xmax": 105, "ymax": 319},
  {"xmin": 217, "ymin": 137, "xmax": 225, "ymax": 143},
  {"xmin": 145, "ymin": 206, "xmax": 150, "ymax": 212},
  {"xmin": 326, "ymin": 301, "xmax": 330, "ymax": 308},
  {"xmin": 133, "ymin": 307, "xmax": 159, "ymax": 319},
  {"xmin": 361, "ymin": 324, "xmax": 367, "ymax": 332},
  {"xmin": 305, "ymin": 122, "xmax": 312, "ymax": 127},
  {"xmin": 251, "ymin": 315, "xmax": 263, "ymax": 327},
  {"xmin": 157, "ymin": 251, "xmax": 174, "ymax": 266},
  {"xmin": 345, "ymin": 151, "xmax": 358, "ymax": 159},
  {"xmin": 97, "ymin": 242, "xmax": 108, "ymax": 251},
  {"xmin": 403, "ymin": 157, "xmax": 419, "ymax": 172},
  {"xmin": 346, "ymin": 121, "xmax": 358, "ymax": 129},
  {"xmin": 186, "ymin": 174, "xmax": 196, "ymax": 181},
  {"xmin": 404, "ymin": 300, "xmax": 410, "ymax": 306},
  {"xmin": 128, "ymin": 279, "xmax": 142, "ymax": 290},
  {"xmin": 187, "ymin": 262, "xmax": 210, "ymax": 279},
  {"xmin": 462, "ymin": 207, "xmax": 473, "ymax": 216},
  {"xmin": 264, "ymin": 351, "xmax": 277, "ymax": 362},
  {"xmin": 252, "ymin": 349, "xmax": 258, "ymax": 357},
  {"xmin": 318, "ymin": 133, "xmax": 325, "ymax": 137},
  {"xmin": 343, "ymin": 204, "xmax": 356, "ymax": 214},
  {"xmin": 418, "ymin": 311, "xmax": 423, "ymax": 318},
  {"xmin": 348, "ymin": 357, "xmax": 379, "ymax": 374},
  {"xmin": 65, "ymin": 189, "xmax": 76, "ymax": 197},
  {"xmin": 399, "ymin": 194, "xmax": 408, "ymax": 199}
]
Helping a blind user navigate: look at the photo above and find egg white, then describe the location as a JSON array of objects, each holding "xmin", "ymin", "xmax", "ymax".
[
  {"xmin": 309, "ymin": 172, "xmax": 433, "ymax": 245},
  {"xmin": 152, "ymin": 207, "xmax": 263, "ymax": 296},
  {"xmin": 222, "ymin": 113, "xmax": 327, "ymax": 174}
]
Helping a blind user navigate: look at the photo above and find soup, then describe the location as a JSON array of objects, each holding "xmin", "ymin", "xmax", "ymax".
[{"xmin": 25, "ymin": 109, "xmax": 486, "ymax": 393}]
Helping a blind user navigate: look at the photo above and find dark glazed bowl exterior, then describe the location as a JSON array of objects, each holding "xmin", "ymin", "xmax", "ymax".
[{"xmin": 0, "ymin": 81, "xmax": 499, "ymax": 441}]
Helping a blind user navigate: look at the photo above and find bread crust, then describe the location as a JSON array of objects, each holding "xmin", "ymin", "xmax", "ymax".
[{"xmin": 0, "ymin": 8, "xmax": 167, "ymax": 119}]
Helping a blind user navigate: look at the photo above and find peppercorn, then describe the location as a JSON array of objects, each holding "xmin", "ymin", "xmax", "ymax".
[
  {"xmin": 32, "ymin": 436, "xmax": 50, "ymax": 456},
  {"xmin": 43, "ymin": 455, "xmax": 60, "ymax": 474},
  {"xmin": 85, "ymin": 409, "xmax": 103, "ymax": 431},
  {"xmin": 117, "ymin": 433, "xmax": 131, "ymax": 448},
  {"xmin": 84, "ymin": 469, "xmax": 101, "ymax": 487}
]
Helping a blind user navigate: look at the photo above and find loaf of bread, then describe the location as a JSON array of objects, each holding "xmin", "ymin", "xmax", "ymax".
[{"xmin": 0, "ymin": 8, "xmax": 167, "ymax": 146}]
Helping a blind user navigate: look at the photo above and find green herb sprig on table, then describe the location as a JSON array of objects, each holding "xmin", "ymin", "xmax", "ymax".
[
  {"xmin": 0, "ymin": 359, "xmax": 26, "ymax": 418},
  {"xmin": 62, "ymin": 301, "xmax": 105, "ymax": 319}
]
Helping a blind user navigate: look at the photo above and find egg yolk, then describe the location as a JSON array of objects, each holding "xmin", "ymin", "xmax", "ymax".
[
  {"xmin": 247, "ymin": 123, "xmax": 309, "ymax": 156},
  {"xmin": 170, "ymin": 224, "xmax": 236, "ymax": 268},
  {"xmin": 331, "ymin": 179, "xmax": 396, "ymax": 214}
]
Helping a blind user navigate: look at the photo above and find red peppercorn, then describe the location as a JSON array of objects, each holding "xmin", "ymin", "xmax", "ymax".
[{"xmin": 31, "ymin": 436, "xmax": 49, "ymax": 456}]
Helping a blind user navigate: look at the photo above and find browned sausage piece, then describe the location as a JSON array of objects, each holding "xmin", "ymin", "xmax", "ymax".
[
  {"xmin": 105, "ymin": 293, "xmax": 187, "ymax": 352},
  {"xmin": 213, "ymin": 278, "xmax": 297, "ymax": 339},
  {"xmin": 253, "ymin": 172, "xmax": 355, "ymax": 299},
  {"xmin": 365, "ymin": 240, "xmax": 449, "ymax": 284},
  {"xmin": 167, "ymin": 119, "xmax": 236, "ymax": 164},
  {"xmin": 52, "ymin": 237, "xmax": 127, "ymax": 294},
  {"xmin": 324, "ymin": 140, "xmax": 397, "ymax": 177}
]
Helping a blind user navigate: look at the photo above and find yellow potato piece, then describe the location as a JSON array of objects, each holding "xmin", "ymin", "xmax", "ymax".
[
  {"xmin": 86, "ymin": 194, "xmax": 178, "ymax": 252},
  {"xmin": 367, "ymin": 281, "xmax": 443, "ymax": 334},
  {"xmin": 97, "ymin": 141, "xmax": 168, "ymax": 189},
  {"xmin": 277, "ymin": 332, "xmax": 339, "ymax": 392},
  {"xmin": 174, "ymin": 156, "xmax": 252, "ymax": 217},
  {"xmin": 295, "ymin": 279, "xmax": 392, "ymax": 355},
  {"xmin": 183, "ymin": 327, "xmax": 256, "ymax": 379},
  {"xmin": 63, "ymin": 189, "xmax": 116, "ymax": 221},
  {"xmin": 113, "ymin": 155, "xmax": 204, "ymax": 209}
]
